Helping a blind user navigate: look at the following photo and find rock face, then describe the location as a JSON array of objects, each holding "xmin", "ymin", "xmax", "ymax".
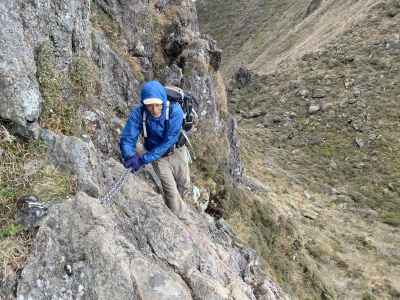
[
  {"xmin": 0, "ymin": 2, "xmax": 42, "ymax": 136},
  {"xmin": 0, "ymin": 0, "xmax": 93, "ymax": 137},
  {"xmin": 17, "ymin": 158, "xmax": 285, "ymax": 300}
]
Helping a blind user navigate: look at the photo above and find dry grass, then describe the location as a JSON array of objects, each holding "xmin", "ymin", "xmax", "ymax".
[
  {"xmin": 0, "ymin": 231, "xmax": 34, "ymax": 280},
  {"xmin": 0, "ymin": 137, "xmax": 75, "ymax": 281},
  {"xmin": 213, "ymin": 71, "xmax": 229, "ymax": 118}
]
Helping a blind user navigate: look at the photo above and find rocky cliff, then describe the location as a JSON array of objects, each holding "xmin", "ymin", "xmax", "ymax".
[
  {"xmin": 198, "ymin": 0, "xmax": 400, "ymax": 299},
  {"xmin": 14, "ymin": 131, "xmax": 282, "ymax": 299},
  {"xmin": 0, "ymin": 0, "xmax": 286, "ymax": 299}
]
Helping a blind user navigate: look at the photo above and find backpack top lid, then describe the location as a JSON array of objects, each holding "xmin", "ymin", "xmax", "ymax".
[
  {"xmin": 165, "ymin": 86, "xmax": 185, "ymax": 103},
  {"xmin": 165, "ymin": 85, "xmax": 196, "ymax": 105}
]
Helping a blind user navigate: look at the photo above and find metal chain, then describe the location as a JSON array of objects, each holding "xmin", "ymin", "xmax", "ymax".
[{"xmin": 100, "ymin": 168, "xmax": 132, "ymax": 206}]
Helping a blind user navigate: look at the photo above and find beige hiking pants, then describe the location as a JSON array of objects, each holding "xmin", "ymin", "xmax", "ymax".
[{"xmin": 151, "ymin": 146, "xmax": 191, "ymax": 217}]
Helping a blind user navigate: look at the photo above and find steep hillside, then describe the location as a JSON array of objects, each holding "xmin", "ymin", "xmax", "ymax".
[
  {"xmin": 198, "ymin": 0, "xmax": 400, "ymax": 299},
  {"xmin": 198, "ymin": 0, "xmax": 381, "ymax": 75}
]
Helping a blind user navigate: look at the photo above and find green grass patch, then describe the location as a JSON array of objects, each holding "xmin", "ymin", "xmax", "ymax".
[
  {"xmin": 0, "ymin": 187, "xmax": 17, "ymax": 199},
  {"xmin": 319, "ymin": 144, "xmax": 334, "ymax": 158},
  {"xmin": 37, "ymin": 41, "xmax": 99, "ymax": 135},
  {"xmin": 31, "ymin": 164, "xmax": 76, "ymax": 202},
  {"xmin": 381, "ymin": 212, "xmax": 400, "ymax": 227},
  {"xmin": 0, "ymin": 224, "xmax": 23, "ymax": 240},
  {"xmin": 219, "ymin": 184, "xmax": 337, "ymax": 299}
]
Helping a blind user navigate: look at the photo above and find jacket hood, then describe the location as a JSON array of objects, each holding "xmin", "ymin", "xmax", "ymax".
[{"xmin": 140, "ymin": 81, "xmax": 167, "ymax": 105}]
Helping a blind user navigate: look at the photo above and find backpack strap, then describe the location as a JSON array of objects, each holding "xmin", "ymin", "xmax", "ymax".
[
  {"xmin": 142, "ymin": 109, "xmax": 148, "ymax": 138},
  {"xmin": 166, "ymin": 100, "xmax": 170, "ymax": 121},
  {"xmin": 165, "ymin": 100, "xmax": 171, "ymax": 132}
]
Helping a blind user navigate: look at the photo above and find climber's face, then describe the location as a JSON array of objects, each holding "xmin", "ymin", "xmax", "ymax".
[{"xmin": 145, "ymin": 103, "xmax": 163, "ymax": 118}]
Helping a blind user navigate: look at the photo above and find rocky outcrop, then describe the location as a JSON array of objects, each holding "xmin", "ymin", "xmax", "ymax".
[
  {"xmin": 234, "ymin": 66, "xmax": 253, "ymax": 88},
  {"xmin": 41, "ymin": 130, "xmax": 101, "ymax": 198},
  {"xmin": 226, "ymin": 117, "xmax": 243, "ymax": 183},
  {"xmin": 0, "ymin": 2, "xmax": 42, "ymax": 136},
  {"xmin": 0, "ymin": 0, "xmax": 92, "ymax": 135},
  {"xmin": 16, "ymin": 136, "xmax": 285, "ymax": 300}
]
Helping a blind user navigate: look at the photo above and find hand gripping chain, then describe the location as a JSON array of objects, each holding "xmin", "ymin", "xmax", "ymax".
[{"xmin": 99, "ymin": 168, "xmax": 132, "ymax": 206}]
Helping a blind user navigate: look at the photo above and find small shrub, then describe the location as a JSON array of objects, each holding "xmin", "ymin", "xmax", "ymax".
[
  {"xmin": 126, "ymin": 56, "xmax": 146, "ymax": 82},
  {"xmin": 362, "ymin": 292, "xmax": 376, "ymax": 300},
  {"xmin": 191, "ymin": 123, "xmax": 228, "ymax": 182}
]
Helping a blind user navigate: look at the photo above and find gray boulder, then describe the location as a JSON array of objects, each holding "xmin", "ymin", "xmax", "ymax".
[
  {"xmin": 0, "ymin": 2, "xmax": 42, "ymax": 135},
  {"xmin": 17, "ymin": 159, "xmax": 286, "ymax": 300},
  {"xmin": 41, "ymin": 130, "xmax": 101, "ymax": 197}
]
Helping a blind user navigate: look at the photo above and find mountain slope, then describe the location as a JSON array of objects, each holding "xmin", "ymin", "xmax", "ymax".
[
  {"xmin": 198, "ymin": 0, "xmax": 400, "ymax": 298},
  {"xmin": 197, "ymin": 0, "xmax": 381, "ymax": 75}
]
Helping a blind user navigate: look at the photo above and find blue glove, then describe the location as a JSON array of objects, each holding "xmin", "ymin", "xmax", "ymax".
[{"xmin": 123, "ymin": 155, "xmax": 144, "ymax": 172}]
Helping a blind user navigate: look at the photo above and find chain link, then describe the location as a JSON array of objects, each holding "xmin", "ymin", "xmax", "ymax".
[{"xmin": 100, "ymin": 168, "xmax": 132, "ymax": 206}]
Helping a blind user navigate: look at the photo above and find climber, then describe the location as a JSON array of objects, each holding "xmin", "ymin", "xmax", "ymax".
[{"xmin": 119, "ymin": 80, "xmax": 191, "ymax": 220}]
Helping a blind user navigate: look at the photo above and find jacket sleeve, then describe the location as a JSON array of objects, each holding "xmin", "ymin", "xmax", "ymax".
[
  {"xmin": 141, "ymin": 104, "xmax": 183, "ymax": 164},
  {"xmin": 119, "ymin": 107, "xmax": 143, "ymax": 161}
]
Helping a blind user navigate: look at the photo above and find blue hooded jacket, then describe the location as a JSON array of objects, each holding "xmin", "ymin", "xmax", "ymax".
[{"xmin": 119, "ymin": 81, "xmax": 184, "ymax": 164}]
